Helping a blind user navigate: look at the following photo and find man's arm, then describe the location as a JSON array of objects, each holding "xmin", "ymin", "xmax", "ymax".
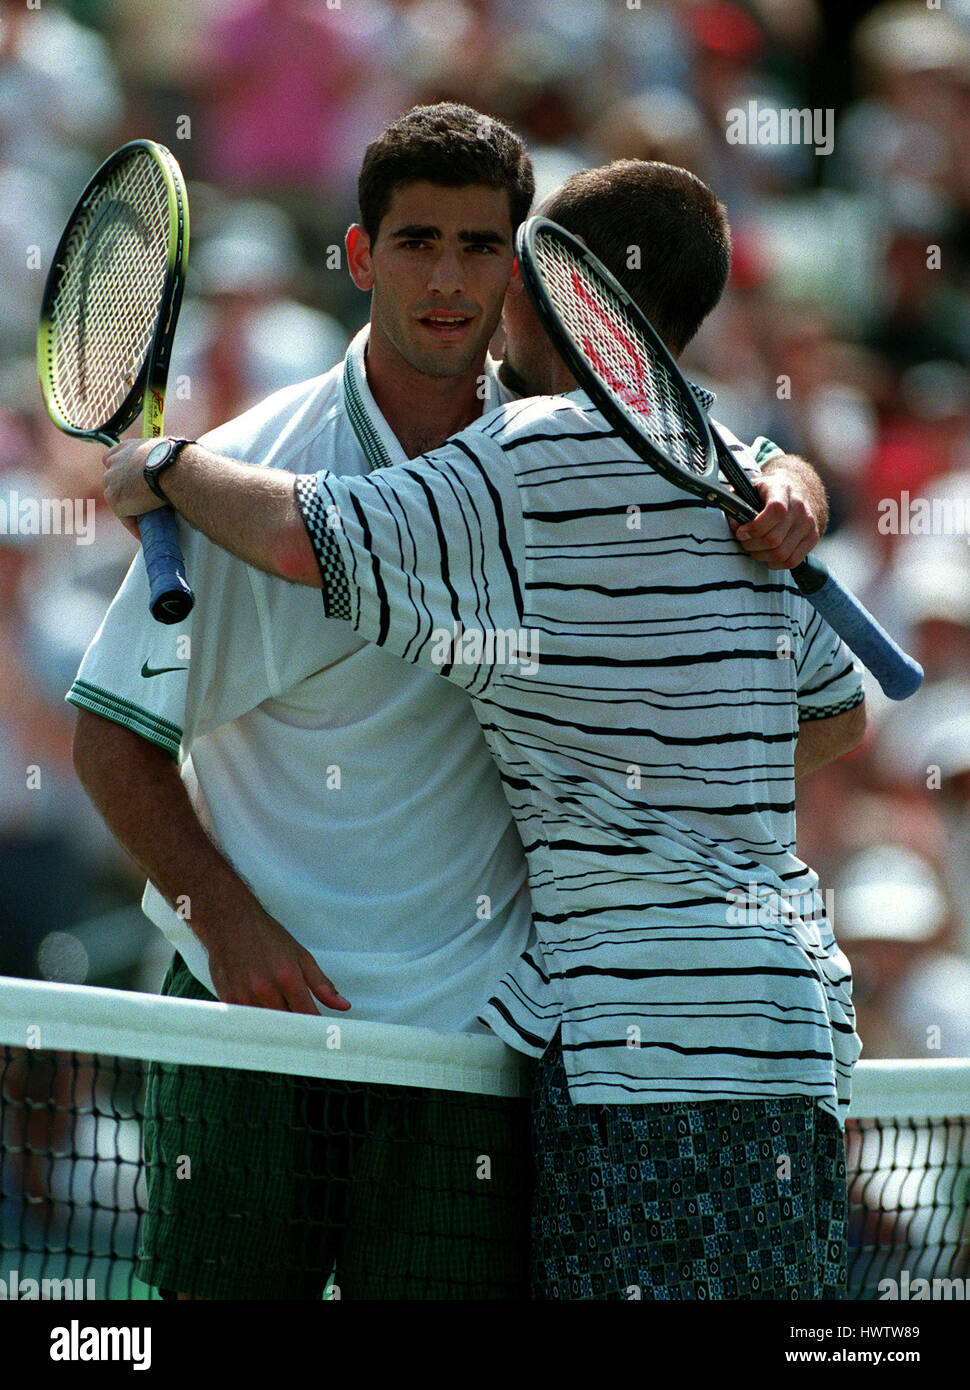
[
  {"xmin": 794, "ymin": 700, "xmax": 867, "ymax": 781},
  {"xmin": 103, "ymin": 441, "xmax": 317, "ymax": 585},
  {"xmin": 733, "ymin": 454, "xmax": 828, "ymax": 570},
  {"xmin": 73, "ymin": 708, "xmax": 349, "ymax": 1013},
  {"xmin": 103, "ymin": 440, "xmax": 830, "ymax": 583}
]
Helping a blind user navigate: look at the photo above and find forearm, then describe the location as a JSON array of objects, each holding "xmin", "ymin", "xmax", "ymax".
[
  {"xmin": 72, "ymin": 708, "xmax": 265, "ymax": 947},
  {"xmin": 163, "ymin": 445, "xmax": 319, "ymax": 583},
  {"xmin": 794, "ymin": 700, "xmax": 866, "ymax": 780},
  {"xmin": 73, "ymin": 709, "xmax": 350, "ymax": 1013},
  {"xmin": 103, "ymin": 440, "xmax": 321, "ymax": 586}
]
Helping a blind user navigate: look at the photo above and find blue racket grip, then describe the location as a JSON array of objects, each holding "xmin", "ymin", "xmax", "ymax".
[
  {"xmin": 139, "ymin": 506, "xmax": 194, "ymax": 624},
  {"xmin": 792, "ymin": 556, "xmax": 922, "ymax": 700}
]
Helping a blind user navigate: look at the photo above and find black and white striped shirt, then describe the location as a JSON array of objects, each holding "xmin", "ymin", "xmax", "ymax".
[{"xmin": 296, "ymin": 391, "xmax": 864, "ymax": 1124}]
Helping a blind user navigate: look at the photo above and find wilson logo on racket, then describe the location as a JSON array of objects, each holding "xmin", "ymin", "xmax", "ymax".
[{"xmin": 569, "ymin": 268, "xmax": 653, "ymax": 415}]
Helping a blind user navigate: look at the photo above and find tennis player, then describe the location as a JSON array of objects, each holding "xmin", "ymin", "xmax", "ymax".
[
  {"xmin": 103, "ymin": 158, "xmax": 866, "ymax": 1302},
  {"xmin": 71, "ymin": 104, "xmax": 537, "ymax": 1301}
]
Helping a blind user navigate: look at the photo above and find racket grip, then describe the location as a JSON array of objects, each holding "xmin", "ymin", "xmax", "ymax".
[
  {"xmin": 792, "ymin": 557, "xmax": 922, "ymax": 700},
  {"xmin": 139, "ymin": 507, "xmax": 194, "ymax": 624}
]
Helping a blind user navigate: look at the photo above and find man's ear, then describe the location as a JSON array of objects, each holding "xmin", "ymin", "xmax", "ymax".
[
  {"xmin": 500, "ymin": 259, "xmax": 523, "ymax": 327},
  {"xmin": 346, "ymin": 224, "xmax": 374, "ymax": 291}
]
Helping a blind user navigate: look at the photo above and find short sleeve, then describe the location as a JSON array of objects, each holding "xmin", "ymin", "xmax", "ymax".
[
  {"xmin": 295, "ymin": 432, "xmax": 527, "ymax": 693},
  {"xmin": 794, "ymin": 603, "xmax": 866, "ymax": 723},
  {"xmin": 751, "ymin": 436, "xmax": 785, "ymax": 468},
  {"xmin": 711, "ymin": 420, "xmax": 781, "ymax": 482},
  {"xmin": 709, "ymin": 416, "xmax": 785, "ymax": 474}
]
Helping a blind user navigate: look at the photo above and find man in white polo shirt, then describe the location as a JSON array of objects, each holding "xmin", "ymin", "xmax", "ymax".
[
  {"xmin": 102, "ymin": 159, "xmax": 866, "ymax": 1301},
  {"xmin": 70, "ymin": 103, "xmax": 538, "ymax": 1301}
]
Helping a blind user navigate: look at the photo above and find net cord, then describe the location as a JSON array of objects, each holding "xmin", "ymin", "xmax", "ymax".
[
  {"xmin": 0, "ymin": 976, "xmax": 966, "ymax": 1116},
  {"xmin": 0, "ymin": 977, "xmax": 529, "ymax": 1099}
]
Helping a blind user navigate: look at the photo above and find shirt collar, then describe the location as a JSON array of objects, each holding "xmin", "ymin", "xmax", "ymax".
[
  {"xmin": 342, "ymin": 328, "xmax": 509, "ymax": 466},
  {"xmin": 482, "ymin": 354, "xmax": 513, "ymax": 411},
  {"xmin": 342, "ymin": 327, "xmax": 408, "ymax": 472}
]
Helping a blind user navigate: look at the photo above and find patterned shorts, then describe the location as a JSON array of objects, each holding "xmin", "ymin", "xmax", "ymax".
[{"xmin": 532, "ymin": 1038, "xmax": 847, "ymax": 1300}]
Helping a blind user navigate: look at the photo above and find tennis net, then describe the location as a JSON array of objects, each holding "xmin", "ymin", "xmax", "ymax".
[{"xmin": 1, "ymin": 976, "xmax": 967, "ymax": 1300}]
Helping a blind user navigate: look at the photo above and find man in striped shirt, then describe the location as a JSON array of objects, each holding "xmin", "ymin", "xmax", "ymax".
[{"xmin": 102, "ymin": 160, "xmax": 866, "ymax": 1300}]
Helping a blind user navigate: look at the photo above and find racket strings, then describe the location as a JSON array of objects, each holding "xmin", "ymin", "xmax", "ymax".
[
  {"xmin": 44, "ymin": 154, "xmax": 171, "ymax": 432},
  {"xmin": 534, "ymin": 234, "xmax": 709, "ymax": 476}
]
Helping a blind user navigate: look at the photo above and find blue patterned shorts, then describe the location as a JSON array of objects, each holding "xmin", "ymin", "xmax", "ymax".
[{"xmin": 533, "ymin": 1039, "xmax": 847, "ymax": 1300}]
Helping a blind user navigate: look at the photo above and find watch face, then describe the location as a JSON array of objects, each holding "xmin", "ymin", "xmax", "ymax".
[{"xmin": 145, "ymin": 441, "xmax": 172, "ymax": 469}]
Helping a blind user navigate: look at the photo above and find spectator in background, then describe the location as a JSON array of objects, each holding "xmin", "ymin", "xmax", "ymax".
[
  {"xmin": 194, "ymin": 0, "xmax": 361, "ymax": 198},
  {"xmin": 834, "ymin": 1, "xmax": 970, "ymax": 220},
  {"xmin": 864, "ymin": 191, "xmax": 970, "ymax": 370},
  {"xmin": 0, "ymin": 0, "xmax": 122, "ymax": 174},
  {"xmin": 834, "ymin": 845, "xmax": 954, "ymax": 1058},
  {"xmin": 923, "ymin": 713, "xmax": 970, "ymax": 956},
  {"xmin": 0, "ymin": 474, "xmax": 85, "ymax": 983},
  {"xmin": 174, "ymin": 199, "xmax": 349, "ymax": 430},
  {"xmin": 891, "ymin": 467, "xmax": 970, "ymax": 684},
  {"xmin": 862, "ymin": 363, "xmax": 970, "ymax": 517},
  {"xmin": 585, "ymin": 87, "xmax": 715, "ymax": 185},
  {"xmin": 0, "ymin": 0, "xmax": 123, "ymax": 361}
]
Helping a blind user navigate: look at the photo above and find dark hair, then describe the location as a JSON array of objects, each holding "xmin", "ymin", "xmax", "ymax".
[
  {"xmin": 358, "ymin": 103, "xmax": 534, "ymax": 242},
  {"xmin": 543, "ymin": 161, "xmax": 732, "ymax": 354}
]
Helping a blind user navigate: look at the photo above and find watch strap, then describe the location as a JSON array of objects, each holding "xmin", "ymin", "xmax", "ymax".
[{"xmin": 144, "ymin": 438, "xmax": 194, "ymax": 501}]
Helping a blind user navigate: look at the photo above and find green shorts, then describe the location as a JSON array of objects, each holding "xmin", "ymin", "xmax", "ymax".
[{"xmin": 135, "ymin": 954, "xmax": 532, "ymax": 1300}]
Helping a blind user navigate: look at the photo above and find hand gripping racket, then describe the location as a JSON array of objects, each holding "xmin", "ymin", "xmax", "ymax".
[
  {"xmin": 38, "ymin": 139, "xmax": 194, "ymax": 624},
  {"xmin": 516, "ymin": 216, "xmax": 923, "ymax": 700}
]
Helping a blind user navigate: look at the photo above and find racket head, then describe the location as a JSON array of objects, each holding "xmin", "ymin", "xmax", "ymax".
[
  {"xmin": 515, "ymin": 216, "xmax": 758, "ymax": 520},
  {"xmin": 37, "ymin": 139, "xmax": 188, "ymax": 445}
]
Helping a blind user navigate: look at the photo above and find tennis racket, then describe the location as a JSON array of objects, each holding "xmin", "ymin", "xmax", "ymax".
[
  {"xmin": 516, "ymin": 216, "xmax": 923, "ymax": 701},
  {"xmin": 37, "ymin": 139, "xmax": 194, "ymax": 624}
]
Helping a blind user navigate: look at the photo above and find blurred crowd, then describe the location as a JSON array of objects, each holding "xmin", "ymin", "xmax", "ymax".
[{"xmin": 2, "ymin": 0, "xmax": 969, "ymax": 1065}]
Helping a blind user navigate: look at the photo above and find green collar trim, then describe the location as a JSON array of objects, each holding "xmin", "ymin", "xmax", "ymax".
[{"xmin": 343, "ymin": 349, "xmax": 392, "ymax": 473}]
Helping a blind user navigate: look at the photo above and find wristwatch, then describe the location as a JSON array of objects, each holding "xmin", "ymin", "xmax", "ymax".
[{"xmin": 143, "ymin": 437, "xmax": 194, "ymax": 500}]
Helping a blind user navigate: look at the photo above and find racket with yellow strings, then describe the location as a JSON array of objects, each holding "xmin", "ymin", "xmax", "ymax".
[{"xmin": 38, "ymin": 139, "xmax": 194, "ymax": 623}]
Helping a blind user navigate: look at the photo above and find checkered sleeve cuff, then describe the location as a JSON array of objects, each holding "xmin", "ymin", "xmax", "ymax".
[
  {"xmin": 294, "ymin": 475, "xmax": 353, "ymax": 622},
  {"xmin": 797, "ymin": 688, "xmax": 865, "ymax": 723}
]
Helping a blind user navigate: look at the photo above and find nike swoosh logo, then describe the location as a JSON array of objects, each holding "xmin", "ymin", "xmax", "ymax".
[{"xmin": 140, "ymin": 662, "xmax": 188, "ymax": 678}]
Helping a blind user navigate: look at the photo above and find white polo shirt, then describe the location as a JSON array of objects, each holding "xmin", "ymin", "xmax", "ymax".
[
  {"xmin": 296, "ymin": 390, "xmax": 865, "ymax": 1123},
  {"xmin": 67, "ymin": 329, "xmax": 534, "ymax": 1033}
]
